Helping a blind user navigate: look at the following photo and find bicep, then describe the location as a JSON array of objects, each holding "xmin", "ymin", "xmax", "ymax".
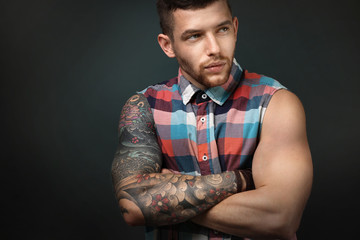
[
  {"xmin": 111, "ymin": 94, "xmax": 162, "ymax": 186},
  {"xmin": 252, "ymin": 90, "xmax": 313, "ymax": 221}
]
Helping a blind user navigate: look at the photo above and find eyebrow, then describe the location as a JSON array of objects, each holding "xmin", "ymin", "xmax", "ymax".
[{"xmin": 180, "ymin": 20, "xmax": 233, "ymax": 39}]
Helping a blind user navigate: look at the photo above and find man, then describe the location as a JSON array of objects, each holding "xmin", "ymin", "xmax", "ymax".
[{"xmin": 111, "ymin": 0, "xmax": 313, "ymax": 239}]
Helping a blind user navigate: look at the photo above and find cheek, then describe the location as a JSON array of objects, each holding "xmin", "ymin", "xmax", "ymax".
[
  {"xmin": 183, "ymin": 50, "xmax": 202, "ymax": 69},
  {"xmin": 221, "ymin": 41, "xmax": 234, "ymax": 54},
  {"xmin": 184, "ymin": 47, "xmax": 201, "ymax": 62}
]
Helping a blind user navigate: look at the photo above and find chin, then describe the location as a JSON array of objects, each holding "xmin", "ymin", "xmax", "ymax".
[
  {"xmin": 204, "ymin": 66, "xmax": 232, "ymax": 88},
  {"xmin": 204, "ymin": 75, "xmax": 229, "ymax": 88}
]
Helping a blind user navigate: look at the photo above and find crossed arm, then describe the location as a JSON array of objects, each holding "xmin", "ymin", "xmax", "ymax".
[
  {"xmin": 111, "ymin": 94, "xmax": 253, "ymax": 227},
  {"xmin": 112, "ymin": 90, "xmax": 313, "ymax": 239}
]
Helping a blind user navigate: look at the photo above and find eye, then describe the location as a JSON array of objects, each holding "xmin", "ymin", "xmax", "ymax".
[
  {"xmin": 219, "ymin": 26, "xmax": 229, "ymax": 33},
  {"xmin": 188, "ymin": 34, "xmax": 201, "ymax": 40}
]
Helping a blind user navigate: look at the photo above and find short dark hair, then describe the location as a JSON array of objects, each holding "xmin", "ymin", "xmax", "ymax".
[{"xmin": 156, "ymin": 0, "xmax": 232, "ymax": 39}]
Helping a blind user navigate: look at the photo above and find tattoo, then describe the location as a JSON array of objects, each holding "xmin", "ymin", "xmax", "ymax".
[
  {"xmin": 120, "ymin": 207, "xmax": 129, "ymax": 216},
  {"xmin": 111, "ymin": 94, "xmax": 162, "ymax": 185},
  {"xmin": 118, "ymin": 171, "xmax": 238, "ymax": 226},
  {"xmin": 111, "ymin": 94, "xmax": 250, "ymax": 226}
]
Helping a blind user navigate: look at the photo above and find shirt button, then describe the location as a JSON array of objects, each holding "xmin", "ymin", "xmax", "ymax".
[
  {"xmin": 200, "ymin": 117, "xmax": 206, "ymax": 123},
  {"xmin": 201, "ymin": 93, "xmax": 208, "ymax": 100},
  {"xmin": 202, "ymin": 155, "xmax": 208, "ymax": 161},
  {"xmin": 214, "ymin": 230, "xmax": 219, "ymax": 234}
]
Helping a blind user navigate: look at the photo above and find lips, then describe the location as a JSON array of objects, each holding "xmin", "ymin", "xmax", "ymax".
[{"xmin": 204, "ymin": 61, "xmax": 226, "ymax": 73}]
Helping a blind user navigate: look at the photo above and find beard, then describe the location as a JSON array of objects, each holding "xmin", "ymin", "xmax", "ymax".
[{"xmin": 175, "ymin": 53, "xmax": 234, "ymax": 89}]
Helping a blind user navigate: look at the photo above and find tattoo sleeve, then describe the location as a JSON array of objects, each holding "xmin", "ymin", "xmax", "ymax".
[{"xmin": 111, "ymin": 94, "xmax": 254, "ymax": 226}]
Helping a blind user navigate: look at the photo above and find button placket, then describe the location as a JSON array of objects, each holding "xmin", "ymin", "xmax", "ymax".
[{"xmin": 196, "ymin": 96, "xmax": 210, "ymax": 173}]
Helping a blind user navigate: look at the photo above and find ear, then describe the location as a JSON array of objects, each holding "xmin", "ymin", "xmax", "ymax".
[
  {"xmin": 158, "ymin": 34, "xmax": 176, "ymax": 58},
  {"xmin": 232, "ymin": 17, "xmax": 239, "ymax": 41}
]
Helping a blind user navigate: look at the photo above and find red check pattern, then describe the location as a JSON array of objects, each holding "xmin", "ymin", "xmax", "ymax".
[{"xmin": 139, "ymin": 60, "xmax": 286, "ymax": 240}]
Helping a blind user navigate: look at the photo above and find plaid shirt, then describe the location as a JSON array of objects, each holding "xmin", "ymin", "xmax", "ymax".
[{"xmin": 139, "ymin": 59, "xmax": 285, "ymax": 240}]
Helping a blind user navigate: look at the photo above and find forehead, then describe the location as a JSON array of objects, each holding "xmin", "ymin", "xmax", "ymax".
[{"xmin": 172, "ymin": 0, "xmax": 232, "ymax": 33}]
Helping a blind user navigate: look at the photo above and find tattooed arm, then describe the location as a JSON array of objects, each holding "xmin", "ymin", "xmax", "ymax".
[{"xmin": 111, "ymin": 94, "xmax": 254, "ymax": 227}]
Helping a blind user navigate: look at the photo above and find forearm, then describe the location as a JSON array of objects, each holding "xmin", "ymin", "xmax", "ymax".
[
  {"xmin": 191, "ymin": 156, "xmax": 310, "ymax": 240},
  {"xmin": 115, "ymin": 170, "xmax": 249, "ymax": 226},
  {"xmin": 192, "ymin": 188, "xmax": 295, "ymax": 239}
]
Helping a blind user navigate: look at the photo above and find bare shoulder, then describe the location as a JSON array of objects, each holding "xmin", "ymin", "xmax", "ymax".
[
  {"xmin": 261, "ymin": 89, "xmax": 307, "ymax": 142},
  {"xmin": 267, "ymin": 89, "xmax": 305, "ymax": 119}
]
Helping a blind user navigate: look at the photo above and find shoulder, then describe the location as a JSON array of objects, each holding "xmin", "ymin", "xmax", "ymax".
[
  {"xmin": 268, "ymin": 90, "xmax": 304, "ymax": 117},
  {"xmin": 119, "ymin": 93, "xmax": 154, "ymax": 131},
  {"xmin": 242, "ymin": 70, "xmax": 286, "ymax": 92},
  {"xmin": 138, "ymin": 77, "xmax": 181, "ymax": 109},
  {"xmin": 138, "ymin": 77, "xmax": 179, "ymax": 96},
  {"xmin": 262, "ymin": 89, "xmax": 307, "ymax": 141},
  {"xmin": 233, "ymin": 70, "xmax": 287, "ymax": 110},
  {"xmin": 122, "ymin": 93, "xmax": 150, "ymax": 111}
]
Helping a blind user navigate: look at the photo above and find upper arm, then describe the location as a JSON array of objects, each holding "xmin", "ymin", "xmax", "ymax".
[
  {"xmin": 252, "ymin": 89, "xmax": 313, "ymax": 229},
  {"xmin": 111, "ymin": 93, "xmax": 162, "ymax": 189}
]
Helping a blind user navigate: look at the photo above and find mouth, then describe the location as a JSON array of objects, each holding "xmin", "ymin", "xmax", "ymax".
[{"xmin": 204, "ymin": 61, "xmax": 226, "ymax": 73}]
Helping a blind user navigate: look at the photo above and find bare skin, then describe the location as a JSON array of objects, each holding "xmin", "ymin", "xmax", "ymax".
[{"xmin": 112, "ymin": 94, "xmax": 252, "ymax": 226}]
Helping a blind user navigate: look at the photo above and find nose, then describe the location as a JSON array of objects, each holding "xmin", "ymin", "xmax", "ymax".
[{"xmin": 205, "ymin": 34, "xmax": 220, "ymax": 56}]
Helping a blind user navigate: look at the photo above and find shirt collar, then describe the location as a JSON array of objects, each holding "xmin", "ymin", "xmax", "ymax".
[{"xmin": 178, "ymin": 59, "xmax": 243, "ymax": 106}]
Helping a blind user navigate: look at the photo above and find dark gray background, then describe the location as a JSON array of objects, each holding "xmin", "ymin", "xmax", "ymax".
[{"xmin": 2, "ymin": 0, "xmax": 359, "ymax": 239}]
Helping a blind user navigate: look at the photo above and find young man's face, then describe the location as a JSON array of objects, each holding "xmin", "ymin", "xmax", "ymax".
[{"xmin": 170, "ymin": 0, "xmax": 238, "ymax": 89}]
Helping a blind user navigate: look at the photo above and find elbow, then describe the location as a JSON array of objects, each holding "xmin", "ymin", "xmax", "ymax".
[
  {"xmin": 122, "ymin": 213, "xmax": 144, "ymax": 227},
  {"xmin": 266, "ymin": 212, "xmax": 300, "ymax": 240},
  {"xmin": 118, "ymin": 199, "xmax": 146, "ymax": 226},
  {"xmin": 273, "ymin": 224, "xmax": 298, "ymax": 240}
]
